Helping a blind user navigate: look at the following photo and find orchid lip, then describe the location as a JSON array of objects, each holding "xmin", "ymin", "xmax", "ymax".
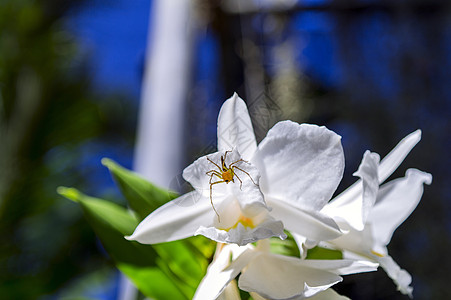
[{"xmin": 219, "ymin": 214, "xmax": 256, "ymax": 231}]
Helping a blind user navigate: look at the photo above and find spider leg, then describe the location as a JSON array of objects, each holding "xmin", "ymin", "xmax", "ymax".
[
  {"xmin": 233, "ymin": 166, "xmax": 258, "ymax": 186},
  {"xmin": 206, "ymin": 169, "xmax": 222, "ymax": 177},
  {"xmin": 223, "ymin": 150, "xmax": 232, "ymax": 161},
  {"xmin": 234, "ymin": 172, "xmax": 243, "ymax": 190},
  {"xmin": 207, "ymin": 172, "xmax": 215, "ymax": 184},
  {"xmin": 207, "ymin": 170, "xmax": 222, "ymax": 184},
  {"xmin": 207, "ymin": 157, "xmax": 222, "ymax": 172},
  {"xmin": 222, "ymin": 150, "xmax": 234, "ymax": 170},
  {"xmin": 229, "ymin": 158, "xmax": 247, "ymax": 168},
  {"xmin": 209, "ymin": 180, "xmax": 224, "ymax": 222}
]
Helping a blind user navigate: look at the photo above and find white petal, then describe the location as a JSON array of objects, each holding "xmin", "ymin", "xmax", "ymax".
[
  {"xmin": 336, "ymin": 259, "xmax": 379, "ymax": 275},
  {"xmin": 217, "ymin": 280, "xmax": 241, "ymax": 300},
  {"xmin": 378, "ymin": 130, "xmax": 421, "ymax": 184},
  {"xmin": 315, "ymin": 259, "xmax": 378, "ymax": 275},
  {"xmin": 217, "ymin": 93, "xmax": 257, "ymax": 160},
  {"xmin": 253, "ymin": 121, "xmax": 344, "ymax": 211},
  {"xmin": 196, "ymin": 216, "xmax": 286, "ymax": 246},
  {"xmin": 189, "ymin": 194, "xmax": 285, "ymax": 245},
  {"xmin": 126, "ymin": 191, "xmax": 215, "ymax": 243},
  {"xmin": 183, "ymin": 148, "xmax": 266, "ymax": 210},
  {"xmin": 369, "ymin": 169, "xmax": 432, "ymax": 246},
  {"xmin": 295, "ymin": 258, "xmax": 377, "ymax": 275},
  {"xmin": 228, "ymin": 159, "xmax": 266, "ymax": 215},
  {"xmin": 378, "ymin": 255, "xmax": 413, "ymax": 298},
  {"xmin": 303, "ymin": 282, "xmax": 339, "ymax": 299},
  {"xmin": 326, "ymin": 130, "xmax": 421, "ymax": 220},
  {"xmin": 323, "ymin": 151, "xmax": 380, "ymax": 231},
  {"xmin": 239, "ymin": 253, "xmax": 343, "ymax": 300},
  {"xmin": 194, "ymin": 244, "xmax": 234, "ymax": 300},
  {"xmin": 249, "ymin": 292, "xmax": 267, "ymax": 300},
  {"xmin": 194, "ymin": 245, "xmax": 255, "ymax": 300},
  {"xmin": 268, "ymin": 197, "xmax": 342, "ymax": 242},
  {"xmin": 292, "ymin": 233, "xmax": 316, "ymax": 259},
  {"xmin": 326, "ymin": 223, "xmax": 377, "ymax": 257},
  {"xmin": 308, "ymin": 289, "xmax": 350, "ymax": 300},
  {"xmin": 182, "ymin": 150, "xmax": 230, "ymax": 198}
]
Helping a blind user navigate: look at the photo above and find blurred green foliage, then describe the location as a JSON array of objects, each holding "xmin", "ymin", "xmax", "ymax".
[
  {"xmin": 0, "ymin": 0, "xmax": 136, "ymax": 298},
  {"xmin": 59, "ymin": 158, "xmax": 215, "ymax": 299}
]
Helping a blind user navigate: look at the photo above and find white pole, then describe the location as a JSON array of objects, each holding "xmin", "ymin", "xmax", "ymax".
[
  {"xmin": 134, "ymin": 0, "xmax": 193, "ymax": 184},
  {"xmin": 119, "ymin": 1, "xmax": 194, "ymax": 299}
]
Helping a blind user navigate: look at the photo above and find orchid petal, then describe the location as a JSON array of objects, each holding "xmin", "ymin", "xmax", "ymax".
[
  {"xmin": 295, "ymin": 258, "xmax": 377, "ymax": 275},
  {"xmin": 239, "ymin": 253, "xmax": 343, "ymax": 299},
  {"xmin": 218, "ymin": 280, "xmax": 241, "ymax": 300},
  {"xmin": 194, "ymin": 245, "xmax": 255, "ymax": 300},
  {"xmin": 326, "ymin": 224, "xmax": 376, "ymax": 257},
  {"xmin": 335, "ymin": 259, "xmax": 379, "ymax": 275},
  {"xmin": 369, "ymin": 169, "xmax": 432, "ymax": 246},
  {"xmin": 253, "ymin": 121, "xmax": 344, "ymax": 211},
  {"xmin": 323, "ymin": 151, "xmax": 380, "ymax": 230},
  {"xmin": 193, "ymin": 245, "xmax": 255, "ymax": 300},
  {"xmin": 303, "ymin": 282, "xmax": 340, "ymax": 299},
  {"xmin": 328, "ymin": 130, "xmax": 421, "ymax": 216},
  {"xmin": 196, "ymin": 217, "xmax": 285, "ymax": 246},
  {"xmin": 188, "ymin": 194, "xmax": 285, "ymax": 246},
  {"xmin": 182, "ymin": 150, "xmax": 231, "ymax": 198},
  {"xmin": 228, "ymin": 162, "xmax": 266, "ymax": 215},
  {"xmin": 183, "ymin": 148, "xmax": 265, "ymax": 209},
  {"xmin": 249, "ymin": 292, "xmax": 267, "ymax": 300},
  {"xmin": 194, "ymin": 244, "xmax": 234, "ymax": 300},
  {"xmin": 291, "ymin": 233, "xmax": 316, "ymax": 259},
  {"xmin": 378, "ymin": 255, "xmax": 413, "ymax": 298},
  {"xmin": 308, "ymin": 288, "xmax": 350, "ymax": 300},
  {"xmin": 126, "ymin": 191, "xmax": 215, "ymax": 243},
  {"xmin": 217, "ymin": 93, "xmax": 257, "ymax": 160},
  {"xmin": 378, "ymin": 130, "xmax": 421, "ymax": 184},
  {"xmin": 268, "ymin": 197, "xmax": 342, "ymax": 242}
]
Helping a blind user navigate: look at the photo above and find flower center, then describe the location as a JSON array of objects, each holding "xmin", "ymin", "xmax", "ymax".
[{"xmin": 229, "ymin": 215, "xmax": 255, "ymax": 230}]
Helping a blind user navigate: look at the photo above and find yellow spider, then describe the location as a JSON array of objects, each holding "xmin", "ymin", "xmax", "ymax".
[{"xmin": 206, "ymin": 150, "xmax": 257, "ymax": 221}]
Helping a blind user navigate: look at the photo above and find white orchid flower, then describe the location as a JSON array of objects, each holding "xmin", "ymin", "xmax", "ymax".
[
  {"xmin": 127, "ymin": 93, "xmax": 345, "ymax": 246},
  {"xmin": 321, "ymin": 130, "xmax": 432, "ymax": 297},
  {"xmin": 194, "ymin": 240, "xmax": 377, "ymax": 300},
  {"xmin": 219, "ymin": 93, "xmax": 345, "ymax": 242},
  {"xmin": 126, "ymin": 146, "xmax": 285, "ymax": 246}
]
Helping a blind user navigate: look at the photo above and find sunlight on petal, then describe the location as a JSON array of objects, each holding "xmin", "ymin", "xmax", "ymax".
[
  {"xmin": 126, "ymin": 191, "xmax": 215, "ymax": 243},
  {"xmin": 269, "ymin": 197, "xmax": 342, "ymax": 242},
  {"xmin": 217, "ymin": 93, "xmax": 257, "ymax": 160},
  {"xmin": 378, "ymin": 130, "xmax": 421, "ymax": 184},
  {"xmin": 323, "ymin": 151, "xmax": 380, "ymax": 231},
  {"xmin": 253, "ymin": 121, "xmax": 344, "ymax": 211},
  {"xmin": 194, "ymin": 246, "xmax": 255, "ymax": 300},
  {"xmin": 239, "ymin": 253, "xmax": 343, "ymax": 299},
  {"xmin": 308, "ymin": 288, "xmax": 350, "ymax": 300},
  {"xmin": 369, "ymin": 168, "xmax": 432, "ymax": 246}
]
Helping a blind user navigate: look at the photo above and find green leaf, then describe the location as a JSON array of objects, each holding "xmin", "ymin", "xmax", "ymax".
[
  {"xmin": 154, "ymin": 238, "xmax": 211, "ymax": 290},
  {"xmin": 305, "ymin": 246, "xmax": 343, "ymax": 260},
  {"xmin": 57, "ymin": 187, "xmax": 188, "ymax": 300},
  {"xmin": 117, "ymin": 263, "xmax": 185, "ymax": 300},
  {"xmin": 270, "ymin": 231, "xmax": 300, "ymax": 258},
  {"xmin": 101, "ymin": 158, "xmax": 178, "ymax": 220},
  {"xmin": 99, "ymin": 158, "xmax": 216, "ymax": 287}
]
